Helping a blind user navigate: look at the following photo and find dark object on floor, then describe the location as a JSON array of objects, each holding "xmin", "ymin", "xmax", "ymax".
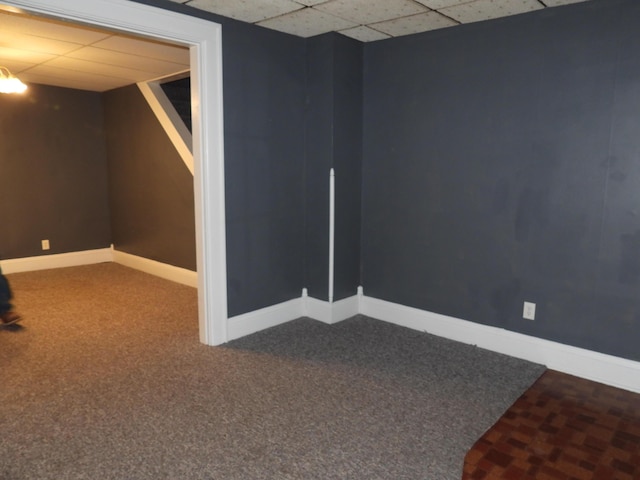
[
  {"xmin": 463, "ymin": 370, "xmax": 640, "ymax": 479},
  {"xmin": 0, "ymin": 310, "xmax": 21, "ymax": 326},
  {"xmin": 1, "ymin": 265, "xmax": 20, "ymax": 326}
]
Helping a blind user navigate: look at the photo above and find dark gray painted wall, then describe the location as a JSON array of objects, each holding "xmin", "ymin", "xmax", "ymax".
[
  {"xmin": 102, "ymin": 85, "xmax": 196, "ymax": 270},
  {"xmin": 223, "ymin": 21, "xmax": 307, "ymax": 316},
  {"xmin": 134, "ymin": 1, "xmax": 362, "ymax": 314},
  {"xmin": 0, "ymin": 84, "xmax": 111, "ymax": 259},
  {"xmin": 332, "ymin": 34, "xmax": 363, "ymax": 301},
  {"xmin": 305, "ymin": 33, "xmax": 363, "ymax": 302},
  {"xmin": 305, "ymin": 34, "xmax": 334, "ymax": 301},
  {"xmin": 362, "ymin": 0, "xmax": 640, "ymax": 361},
  {"xmin": 161, "ymin": 78, "xmax": 191, "ymax": 132}
]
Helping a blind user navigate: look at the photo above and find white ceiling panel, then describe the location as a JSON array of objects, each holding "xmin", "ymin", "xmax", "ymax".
[
  {"xmin": 314, "ymin": 0, "xmax": 427, "ymax": 25},
  {"xmin": 67, "ymin": 47, "xmax": 187, "ymax": 76},
  {"xmin": 0, "ymin": 46, "xmax": 54, "ymax": 65},
  {"xmin": 293, "ymin": 0, "xmax": 328, "ymax": 5},
  {"xmin": 162, "ymin": 0, "xmax": 592, "ymax": 41},
  {"xmin": 257, "ymin": 8, "xmax": 357, "ymax": 38},
  {"xmin": 46, "ymin": 56, "xmax": 156, "ymax": 82},
  {"xmin": 440, "ymin": 0, "xmax": 544, "ymax": 24},
  {"xmin": 8, "ymin": 33, "xmax": 86, "ymax": 56},
  {"xmin": 339, "ymin": 25, "xmax": 390, "ymax": 42},
  {"xmin": 0, "ymin": 11, "xmax": 110, "ymax": 44},
  {"xmin": 416, "ymin": 0, "xmax": 476, "ymax": 9},
  {"xmin": 0, "ymin": 0, "xmax": 597, "ymax": 94},
  {"xmin": 544, "ymin": 0, "xmax": 588, "ymax": 5},
  {"xmin": 0, "ymin": 9, "xmax": 189, "ymax": 92},
  {"xmin": 91, "ymin": 36, "xmax": 189, "ymax": 65},
  {"xmin": 18, "ymin": 65, "xmax": 128, "ymax": 92},
  {"xmin": 186, "ymin": 0, "xmax": 303, "ymax": 23},
  {"xmin": 371, "ymin": 11, "xmax": 458, "ymax": 37}
]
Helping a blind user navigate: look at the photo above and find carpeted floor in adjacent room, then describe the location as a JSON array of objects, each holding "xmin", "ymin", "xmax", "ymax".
[{"xmin": 0, "ymin": 263, "xmax": 545, "ymax": 479}]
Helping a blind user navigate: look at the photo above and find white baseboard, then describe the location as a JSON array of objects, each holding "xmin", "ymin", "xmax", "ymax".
[
  {"xmin": 227, "ymin": 297, "xmax": 303, "ymax": 341},
  {"xmin": 1, "ymin": 248, "xmax": 113, "ymax": 274},
  {"xmin": 7, "ymin": 251, "xmax": 637, "ymax": 393},
  {"xmin": 302, "ymin": 288, "xmax": 360, "ymax": 324},
  {"xmin": 360, "ymin": 294, "xmax": 640, "ymax": 394},
  {"xmin": 2, "ymin": 248, "xmax": 198, "ymax": 288},
  {"xmin": 225, "ymin": 290, "xmax": 640, "ymax": 393},
  {"xmin": 111, "ymin": 249, "xmax": 198, "ymax": 288},
  {"xmin": 227, "ymin": 289, "xmax": 360, "ymax": 341}
]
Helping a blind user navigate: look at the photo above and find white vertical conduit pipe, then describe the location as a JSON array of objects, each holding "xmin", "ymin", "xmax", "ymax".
[{"xmin": 329, "ymin": 168, "xmax": 335, "ymax": 304}]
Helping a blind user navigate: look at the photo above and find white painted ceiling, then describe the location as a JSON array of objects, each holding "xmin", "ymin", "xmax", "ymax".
[
  {"xmin": 0, "ymin": 7, "xmax": 190, "ymax": 92},
  {"xmin": 0, "ymin": 0, "xmax": 591, "ymax": 92},
  {"xmin": 170, "ymin": 0, "xmax": 592, "ymax": 42}
]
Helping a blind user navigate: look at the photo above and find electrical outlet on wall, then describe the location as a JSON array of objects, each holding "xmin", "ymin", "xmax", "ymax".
[
  {"xmin": 41, "ymin": 239, "xmax": 50, "ymax": 251},
  {"xmin": 523, "ymin": 301, "xmax": 536, "ymax": 320}
]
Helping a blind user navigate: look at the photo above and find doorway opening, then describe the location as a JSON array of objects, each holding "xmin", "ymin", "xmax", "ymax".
[{"xmin": 0, "ymin": 0, "xmax": 228, "ymax": 345}]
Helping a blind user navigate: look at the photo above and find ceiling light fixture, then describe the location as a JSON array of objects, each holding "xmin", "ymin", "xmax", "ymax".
[{"xmin": 0, "ymin": 66, "xmax": 28, "ymax": 94}]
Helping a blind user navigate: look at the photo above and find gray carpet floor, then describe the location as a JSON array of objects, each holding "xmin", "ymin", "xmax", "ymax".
[{"xmin": 0, "ymin": 263, "xmax": 545, "ymax": 479}]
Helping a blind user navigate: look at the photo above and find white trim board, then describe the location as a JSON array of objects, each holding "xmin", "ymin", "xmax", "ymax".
[
  {"xmin": 227, "ymin": 289, "xmax": 640, "ymax": 394},
  {"xmin": 1, "ymin": 249, "xmax": 197, "ymax": 288},
  {"xmin": 360, "ymin": 295, "xmax": 640, "ymax": 394},
  {"xmin": 227, "ymin": 289, "xmax": 361, "ymax": 341},
  {"xmin": 1, "ymin": 249, "xmax": 113, "ymax": 274},
  {"xmin": 227, "ymin": 297, "xmax": 303, "ymax": 341},
  {"xmin": 302, "ymin": 288, "xmax": 360, "ymax": 325},
  {"xmin": 111, "ymin": 249, "xmax": 197, "ymax": 288}
]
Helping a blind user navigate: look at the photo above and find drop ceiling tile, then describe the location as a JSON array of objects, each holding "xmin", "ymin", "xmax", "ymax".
[
  {"xmin": 415, "ymin": 0, "xmax": 474, "ymax": 9},
  {"xmin": 0, "ymin": 11, "xmax": 109, "ymax": 44},
  {"xmin": 186, "ymin": 0, "xmax": 303, "ymax": 23},
  {"xmin": 315, "ymin": 0, "xmax": 428, "ymax": 24},
  {"xmin": 0, "ymin": 46, "xmax": 54, "ymax": 65},
  {"xmin": 8, "ymin": 33, "xmax": 84, "ymax": 56},
  {"xmin": 23, "ymin": 74, "xmax": 122, "ymax": 92},
  {"xmin": 294, "ymin": 0, "xmax": 328, "ymax": 5},
  {"xmin": 20, "ymin": 65, "xmax": 126, "ymax": 92},
  {"xmin": 46, "ymin": 57, "xmax": 156, "ymax": 82},
  {"xmin": 0, "ymin": 60, "xmax": 39, "ymax": 77},
  {"xmin": 440, "ymin": 0, "xmax": 543, "ymax": 24},
  {"xmin": 64, "ymin": 47, "xmax": 187, "ymax": 77},
  {"xmin": 257, "ymin": 8, "xmax": 356, "ymax": 37},
  {"xmin": 91, "ymin": 36, "xmax": 189, "ymax": 65},
  {"xmin": 543, "ymin": 0, "xmax": 589, "ymax": 6},
  {"xmin": 339, "ymin": 25, "xmax": 390, "ymax": 42},
  {"xmin": 371, "ymin": 11, "xmax": 458, "ymax": 37},
  {"xmin": 24, "ymin": 20, "xmax": 110, "ymax": 45},
  {"xmin": 0, "ymin": 10, "xmax": 188, "ymax": 91}
]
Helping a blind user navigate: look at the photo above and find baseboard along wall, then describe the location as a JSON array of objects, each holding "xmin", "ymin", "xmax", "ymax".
[
  {"xmin": 111, "ymin": 249, "xmax": 198, "ymax": 288},
  {"xmin": 1, "ymin": 248, "xmax": 113, "ymax": 274},
  {"xmin": 1, "ymin": 247, "xmax": 197, "ymax": 288},
  {"xmin": 3, "ymin": 250, "xmax": 639, "ymax": 394},
  {"xmin": 230, "ymin": 288, "xmax": 640, "ymax": 395}
]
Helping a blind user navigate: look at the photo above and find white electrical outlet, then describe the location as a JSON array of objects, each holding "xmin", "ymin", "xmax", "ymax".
[
  {"xmin": 41, "ymin": 239, "xmax": 50, "ymax": 250},
  {"xmin": 523, "ymin": 301, "xmax": 536, "ymax": 320}
]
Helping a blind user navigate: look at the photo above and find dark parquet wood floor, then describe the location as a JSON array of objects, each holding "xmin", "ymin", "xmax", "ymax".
[{"xmin": 463, "ymin": 370, "xmax": 640, "ymax": 480}]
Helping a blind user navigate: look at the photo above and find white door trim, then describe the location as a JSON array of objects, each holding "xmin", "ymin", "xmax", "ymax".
[{"xmin": 1, "ymin": 0, "xmax": 228, "ymax": 345}]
